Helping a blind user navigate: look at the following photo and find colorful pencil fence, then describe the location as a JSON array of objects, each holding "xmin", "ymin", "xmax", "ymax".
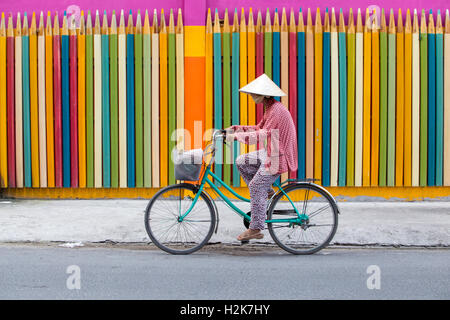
[{"xmin": 1, "ymin": 7, "xmax": 450, "ymax": 195}]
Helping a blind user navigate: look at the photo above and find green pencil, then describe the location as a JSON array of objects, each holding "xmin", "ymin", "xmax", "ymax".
[
  {"xmin": 135, "ymin": 10, "xmax": 143, "ymax": 188},
  {"xmin": 110, "ymin": 11, "xmax": 119, "ymax": 188},
  {"xmin": 379, "ymin": 9, "xmax": 388, "ymax": 186},
  {"xmin": 168, "ymin": 9, "xmax": 176, "ymax": 185},
  {"xmin": 347, "ymin": 9, "xmax": 355, "ymax": 186},
  {"xmin": 387, "ymin": 9, "xmax": 396, "ymax": 186}
]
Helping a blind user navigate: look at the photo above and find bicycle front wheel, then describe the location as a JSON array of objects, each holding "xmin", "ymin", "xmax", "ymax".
[
  {"xmin": 144, "ymin": 183, "xmax": 216, "ymax": 255},
  {"xmin": 267, "ymin": 183, "xmax": 339, "ymax": 255}
]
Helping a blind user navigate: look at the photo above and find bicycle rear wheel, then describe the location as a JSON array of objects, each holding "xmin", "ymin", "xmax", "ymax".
[
  {"xmin": 267, "ymin": 183, "xmax": 339, "ymax": 255},
  {"xmin": 144, "ymin": 183, "xmax": 216, "ymax": 254}
]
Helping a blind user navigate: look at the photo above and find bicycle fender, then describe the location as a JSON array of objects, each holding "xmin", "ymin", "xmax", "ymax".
[
  {"xmin": 279, "ymin": 182, "xmax": 341, "ymax": 215},
  {"xmin": 200, "ymin": 189, "xmax": 220, "ymax": 234}
]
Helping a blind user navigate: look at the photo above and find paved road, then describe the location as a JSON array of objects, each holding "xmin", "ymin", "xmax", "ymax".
[{"xmin": 0, "ymin": 244, "xmax": 448, "ymax": 299}]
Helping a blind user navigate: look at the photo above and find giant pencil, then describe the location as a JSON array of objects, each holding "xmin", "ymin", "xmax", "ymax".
[
  {"xmin": 23, "ymin": 13, "xmax": 32, "ymax": 187},
  {"xmin": 322, "ymin": 8, "xmax": 331, "ymax": 187},
  {"xmin": 428, "ymin": 10, "xmax": 436, "ymax": 186},
  {"xmin": 314, "ymin": 8, "xmax": 323, "ymax": 185},
  {"xmin": 69, "ymin": 14, "xmax": 78, "ymax": 188},
  {"xmin": 404, "ymin": 9, "xmax": 413, "ymax": 187},
  {"xmin": 435, "ymin": 10, "xmax": 443, "ymax": 186},
  {"xmin": 346, "ymin": 8, "xmax": 355, "ymax": 186},
  {"xmin": 306, "ymin": 8, "xmax": 314, "ymax": 180},
  {"xmin": 330, "ymin": 8, "xmax": 338, "ymax": 186},
  {"xmin": 371, "ymin": 10, "xmax": 380, "ymax": 187},
  {"xmin": 379, "ymin": 9, "xmax": 388, "ymax": 186},
  {"xmin": 297, "ymin": 9, "xmax": 306, "ymax": 180},
  {"xmin": 289, "ymin": 8, "xmax": 298, "ymax": 179},
  {"xmin": 101, "ymin": 11, "xmax": 110, "ymax": 188},
  {"xmin": 15, "ymin": 13, "xmax": 23, "ymax": 188},
  {"xmin": 135, "ymin": 10, "xmax": 143, "ymax": 187},
  {"xmin": 61, "ymin": 12, "xmax": 70, "ymax": 188},
  {"xmin": 0, "ymin": 13, "xmax": 7, "ymax": 188},
  {"xmin": 6, "ymin": 14, "xmax": 15, "ymax": 187},
  {"xmin": 37, "ymin": 12, "xmax": 46, "ymax": 187},
  {"xmin": 78, "ymin": 12, "xmax": 86, "ymax": 188},
  {"xmin": 338, "ymin": 9, "xmax": 347, "ymax": 186},
  {"xmin": 231, "ymin": 9, "xmax": 240, "ymax": 187},
  {"xmin": 29, "ymin": 12, "xmax": 39, "ymax": 187},
  {"xmin": 396, "ymin": 10, "xmax": 405, "ymax": 186}
]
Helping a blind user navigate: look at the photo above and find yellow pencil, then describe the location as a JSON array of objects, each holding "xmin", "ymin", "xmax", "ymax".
[
  {"xmin": 45, "ymin": 11, "xmax": 54, "ymax": 187},
  {"xmin": 205, "ymin": 8, "xmax": 213, "ymax": 144},
  {"xmin": 239, "ymin": 8, "xmax": 248, "ymax": 185},
  {"xmin": 37, "ymin": 12, "xmax": 47, "ymax": 187},
  {"xmin": 314, "ymin": 8, "xmax": 323, "ymax": 185},
  {"xmin": 306, "ymin": 8, "xmax": 314, "ymax": 179},
  {"xmin": 371, "ymin": 9, "xmax": 379, "ymax": 186},
  {"xmin": 395, "ymin": 9, "xmax": 405, "ymax": 186},
  {"xmin": 176, "ymin": 8, "xmax": 184, "ymax": 152},
  {"xmin": 404, "ymin": 9, "xmax": 413, "ymax": 186},
  {"xmin": 247, "ymin": 8, "xmax": 256, "ymax": 153},
  {"xmin": 362, "ymin": 8, "xmax": 372, "ymax": 186},
  {"xmin": 29, "ymin": 12, "xmax": 39, "ymax": 187},
  {"xmin": 0, "ymin": 13, "xmax": 6, "ymax": 188},
  {"xmin": 78, "ymin": 11, "xmax": 86, "ymax": 188},
  {"xmin": 159, "ymin": 9, "xmax": 168, "ymax": 187}
]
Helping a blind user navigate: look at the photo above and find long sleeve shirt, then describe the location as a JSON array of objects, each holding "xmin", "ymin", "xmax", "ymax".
[{"xmin": 231, "ymin": 99, "xmax": 298, "ymax": 175}]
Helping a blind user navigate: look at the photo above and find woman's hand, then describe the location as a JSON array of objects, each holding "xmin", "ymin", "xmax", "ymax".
[{"xmin": 226, "ymin": 132, "xmax": 236, "ymax": 142}]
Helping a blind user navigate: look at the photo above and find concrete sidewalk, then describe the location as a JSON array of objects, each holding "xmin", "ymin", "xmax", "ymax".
[{"xmin": 0, "ymin": 199, "xmax": 449, "ymax": 246}]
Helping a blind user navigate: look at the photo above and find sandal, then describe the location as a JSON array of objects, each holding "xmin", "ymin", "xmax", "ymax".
[{"xmin": 237, "ymin": 229, "xmax": 264, "ymax": 241}]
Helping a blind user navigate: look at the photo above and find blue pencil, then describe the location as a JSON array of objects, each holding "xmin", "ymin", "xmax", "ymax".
[
  {"xmin": 428, "ymin": 10, "xmax": 436, "ymax": 186},
  {"xmin": 435, "ymin": 10, "xmax": 443, "ymax": 186},
  {"xmin": 273, "ymin": 8, "xmax": 281, "ymax": 102},
  {"xmin": 61, "ymin": 12, "xmax": 71, "ymax": 188},
  {"xmin": 297, "ymin": 8, "xmax": 306, "ymax": 180},
  {"xmin": 126, "ymin": 10, "xmax": 135, "ymax": 188},
  {"xmin": 231, "ymin": 10, "xmax": 240, "ymax": 187},
  {"xmin": 102, "ymin": 11, "xmax": 111, "ymax": 188},
  {"xmin": 338, "ymin": 8, "xmax": 347, "ymax": 186},
  {"xmin": 322, "ymin": 8, "xmax": 331, "ymax": 187},
  {"xmin": 22, "ymin": 12, "xmax": 32, "ymax": 187},
  {"xmin": 213, "ymin": 9, "xmax": 223, "ymax": 186}
]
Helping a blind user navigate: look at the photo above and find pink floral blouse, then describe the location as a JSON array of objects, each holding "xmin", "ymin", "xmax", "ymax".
[{"xmin": 231, "ymin": 99, "xmax": 298, "ymax": 175}]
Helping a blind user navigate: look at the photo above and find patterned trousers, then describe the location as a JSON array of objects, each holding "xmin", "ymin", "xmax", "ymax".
[{"xmin": 236, "ymin": 149, "xmax": 281, "ymax": 230}]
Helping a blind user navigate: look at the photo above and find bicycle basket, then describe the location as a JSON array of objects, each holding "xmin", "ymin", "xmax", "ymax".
[{"xmin": 172, "ymin": 148, "xmax": 204, "ymax": 181}]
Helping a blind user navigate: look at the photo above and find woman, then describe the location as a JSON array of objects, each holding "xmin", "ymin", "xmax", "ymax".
[{"xmin": 225, "ymin": 74, "xmax": 298, "ymax": 241}]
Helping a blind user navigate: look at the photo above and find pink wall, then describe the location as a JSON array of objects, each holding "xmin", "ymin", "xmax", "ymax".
[{"xmin": 0, "ymin": 0, "xmax": 448, "ymax": 24}]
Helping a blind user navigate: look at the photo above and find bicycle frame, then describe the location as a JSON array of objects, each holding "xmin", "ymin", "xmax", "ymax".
[{"xmin": 179, "ymin": 143, "xmax": 309, "ymax": 225}]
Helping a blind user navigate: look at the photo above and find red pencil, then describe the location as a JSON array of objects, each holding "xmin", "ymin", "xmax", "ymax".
[
  {"xmin": 53, "ymin": 13, "xmax": 63, "ymax": 187},
  {"xmin": 6, "ymin": 13, "xmax": 15, "ymax": 187},
  {"xmin": 69, "ymin": 15, "xmax": 78, "ymax": 187},
  {"xmin": 255, "ymin": 10, "xmax": 264, "ymax": 149},
  {"xmin": 288, "ymin": 8, "xmax": 297, "ymax": 179}
]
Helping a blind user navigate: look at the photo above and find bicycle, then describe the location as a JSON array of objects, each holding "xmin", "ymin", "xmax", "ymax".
[{"xmin": 144, "ymin": 129, "xmax": 340, "ymax": 255}]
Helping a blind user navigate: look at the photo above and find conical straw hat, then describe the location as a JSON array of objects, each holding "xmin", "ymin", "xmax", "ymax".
[{"xmin": 239, "ymin": 73, "xmax": 286, "ymax": 97}]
